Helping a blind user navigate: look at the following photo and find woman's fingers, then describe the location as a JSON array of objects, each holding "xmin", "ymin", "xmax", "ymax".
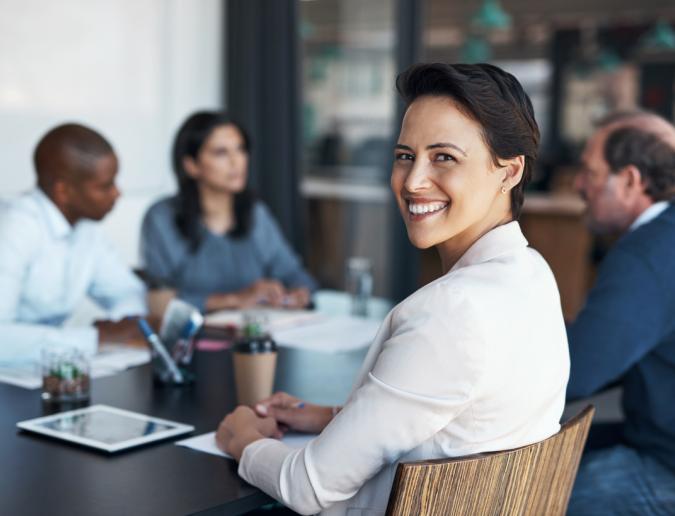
[
  {"xmin": 264, "ymin": 281, "xmax": 286, "ymax": 305},
  {"xmin": 257, "ymin": 415, "xmax": 280, "ymax": 438},
  {"xmin": 255, "ymin": 392, "xmax": 296, "ymax": 414},
  {"xmin": 286, "ymin": 287, "xmax": 310, "ymax": 308},
  {"xmin": 261, "ymin": 404, "xmax": 296, "ymax": 425}
]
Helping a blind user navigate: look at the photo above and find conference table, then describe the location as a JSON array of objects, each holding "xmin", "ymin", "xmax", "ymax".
[{"xmin": 1, "ymin": 344, "xmax": 368, "ymax": 515}]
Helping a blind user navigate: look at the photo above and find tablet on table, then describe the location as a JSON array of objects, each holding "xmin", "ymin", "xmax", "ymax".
[{"xmin": 17, "ymin": 404, "xmax": 194, "ymax": 453}]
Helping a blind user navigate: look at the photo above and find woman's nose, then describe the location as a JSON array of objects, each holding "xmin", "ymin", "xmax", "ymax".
[{"xmin": 404, "ymin": 161, "xmax": 432, "ymax": 192}]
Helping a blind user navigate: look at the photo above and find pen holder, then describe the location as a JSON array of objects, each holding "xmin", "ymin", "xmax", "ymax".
[
  {"xmin": 137, "ymin": 318, "xmax": 194, "ymax": 387},
  {"xmin": 151, "ymin": 354, "xmax": 195, "ymax": 386},
  {"xmin": 151, "ymin": 336, "xmax": 196, "ymax": 387},
  {"xmin": 152, "ymin": 299, "xmax": 203, "ymax": 386}
]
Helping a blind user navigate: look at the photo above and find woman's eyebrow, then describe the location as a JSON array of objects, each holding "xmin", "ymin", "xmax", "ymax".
[
  {"xmin": 394, "ymin": 142, "xmax": 467, "ymax": 156},
  {"xmin": 427, "ymin": 142, "xmax": 467, "ymax": 156}
]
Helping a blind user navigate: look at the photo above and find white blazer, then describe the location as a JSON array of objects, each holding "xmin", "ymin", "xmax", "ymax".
[{"xmin": 239, "ymin": 222, "xmax": 570, "ymax": 516}]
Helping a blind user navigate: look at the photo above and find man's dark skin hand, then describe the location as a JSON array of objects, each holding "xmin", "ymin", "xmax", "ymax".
[{"xmin": 95, "ymin": 316, "xmax": 160, "ymax": 347}]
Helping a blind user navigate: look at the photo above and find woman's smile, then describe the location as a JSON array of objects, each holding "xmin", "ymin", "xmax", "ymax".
[{"xmin": 406, "ymin": 198, "xmax": 450, "ymax": 221}]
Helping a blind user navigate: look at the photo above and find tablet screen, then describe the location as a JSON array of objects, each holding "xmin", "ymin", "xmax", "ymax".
[{"xmin": 17, "ymin": 405, "xmax": 194, "ymax": 452}]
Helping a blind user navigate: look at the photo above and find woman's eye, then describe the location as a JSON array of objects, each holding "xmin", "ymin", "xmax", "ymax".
[
  {"xmin": 435, "ymin": 153, "xmax": 455, "ymax": 162},
  {"xmin": 395, "ymin": 153, "xmax": 414, "ymax": 161}
]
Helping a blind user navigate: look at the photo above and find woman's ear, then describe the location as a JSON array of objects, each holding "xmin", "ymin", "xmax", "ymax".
[
  {"xmin": 500, "ymin": 155, "xmax": 525, "ymax": 190},
  {"xmin": 183, "ymin": 156, "xmax": 200, "ymax": 179}
]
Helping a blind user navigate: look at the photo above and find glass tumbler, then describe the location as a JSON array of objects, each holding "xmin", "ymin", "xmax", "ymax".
[
  {"xmin": 41, "ymin": 348, "xmax": 91, "ymax": 403},
  {"xmin": 346, "ymin": 257, "xmax": 373, "ymax": 317}
]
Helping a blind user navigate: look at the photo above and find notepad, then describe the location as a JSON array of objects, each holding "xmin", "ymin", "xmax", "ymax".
[
  {"xmin": 176, "ymin": 430, "xmax": 315, "ymax": 459},
  {"xmin": 204, "ymin": 309, "xmax": 324, "ymax": 331},
  {"xmin": 273, "ymin": 315, "xmax": 381, "ymax": 353},
  {"xmin": 0, "ymin": 345, "xmax": 151, "ymax": 389}
]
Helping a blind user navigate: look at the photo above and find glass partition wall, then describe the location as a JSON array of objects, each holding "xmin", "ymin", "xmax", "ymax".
[
  {"xmin": 299, "ymin": 0, "xmax": 398, "ymax": 298},
  {"xmin": 295, "ymin": 0, "xmax": 675, "ymax": 303}
]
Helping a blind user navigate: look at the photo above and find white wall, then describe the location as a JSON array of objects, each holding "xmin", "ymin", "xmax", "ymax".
[{"xmin": 0, "ymin": 0, "xmax": 224, "ymax": 265}]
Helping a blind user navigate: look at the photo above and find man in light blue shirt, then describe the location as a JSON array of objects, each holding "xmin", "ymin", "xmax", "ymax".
[{"xmin": 0, "ymin": 123, "xmax": 147, "ymax": 364}]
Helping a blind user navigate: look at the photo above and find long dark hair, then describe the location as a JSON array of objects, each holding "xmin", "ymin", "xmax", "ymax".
[
  {"xmin": 396, "ymin": 63, "xmax": 540, "ymax": 220},
  {"xmin": 172, "ymin": 111, "xmax": 254, "ymax": 251}
]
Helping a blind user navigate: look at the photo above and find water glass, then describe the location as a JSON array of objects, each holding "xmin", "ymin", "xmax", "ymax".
[{"xmin": 346, "ymin": 257, "xmax": 373, "ymax": 317}]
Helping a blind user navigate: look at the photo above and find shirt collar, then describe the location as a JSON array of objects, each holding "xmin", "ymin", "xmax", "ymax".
[
  {"xmin": 450, "ymin": 221, "xmax": 529, "ymax": 273},
  {"xmin": 629, "ymin": 201, "xmax": 669, "ymax": 232},
  {"xmin": 32, "ymin": 188, "xmax": 73, "ymax": 239}
]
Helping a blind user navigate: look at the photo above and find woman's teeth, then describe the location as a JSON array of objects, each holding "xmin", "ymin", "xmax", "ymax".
[{"xmin": 408, "ymin": 202, "xmax": 448, "ymax": 215}]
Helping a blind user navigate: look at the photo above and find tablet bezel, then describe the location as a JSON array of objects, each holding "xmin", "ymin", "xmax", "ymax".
[{"xmin": 17, "ymin": 404, "xmax": 194, "ymax": 453}]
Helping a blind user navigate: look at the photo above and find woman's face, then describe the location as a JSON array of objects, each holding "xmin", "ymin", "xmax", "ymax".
[
  {"xmin": 391, "ymin": 95, "xmax": 509, "ymax": 251},
  {"xmin": 187, "ymin": 124, "xmax": 248, "ymax": 194}
]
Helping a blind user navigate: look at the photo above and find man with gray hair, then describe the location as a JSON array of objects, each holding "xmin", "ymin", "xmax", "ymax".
[{"xmin": 567, "ymin": 111, "xmax": 675, "ymax": 514}]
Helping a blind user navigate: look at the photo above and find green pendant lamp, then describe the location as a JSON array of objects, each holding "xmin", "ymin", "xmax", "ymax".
[
  {"xmin": 472, "ymin": 0, "xmax": 512, "ymax": 31},
  {"xmin": 461, "ymin": 36, "xmax": 492, "ymax": 63},
  {"xmin": 640, "ymin": 19, "xmax": 675, "ymax": 51},
  {"xmin": 597, "ymin": 48, "xmax": 622, "ymax": 71}
]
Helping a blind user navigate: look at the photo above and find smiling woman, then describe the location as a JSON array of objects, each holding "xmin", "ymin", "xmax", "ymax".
[
  {"xmin": 391, "ymin": 63, "xmax": 537, "ymax": 271},
  {"xmin": 214, "ymin": 64, "xmax": 569, "ymax": 516}
]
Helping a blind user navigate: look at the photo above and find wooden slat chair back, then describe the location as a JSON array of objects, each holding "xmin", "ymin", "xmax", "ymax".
[{"xmin": 386, "ymin": 405, "xmax": 594, "ymax": 516}]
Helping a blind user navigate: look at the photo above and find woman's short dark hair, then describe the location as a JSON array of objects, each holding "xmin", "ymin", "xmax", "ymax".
[
  {"xmin": 172, "ymin": 111, "xmax": 254, "ymax": 251},
  {"xmin": 396, "ymin": 63, "xmax": 540, "ymax": 220}
]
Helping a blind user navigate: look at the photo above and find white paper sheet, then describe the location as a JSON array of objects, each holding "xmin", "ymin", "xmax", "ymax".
[
  {"xmin": 0, "ymin": 365, "xmax": 43, "ymax": 389},
  {"xmin": 205, "ymin": 309, "xmax": 325, "ymax": 332},
  {"xmin": 176, "ymin": 430, "xmax": 315, "ymax": 459},
  {"xmin": 205, "ymin": 309, "xmax": 381, "ymax": 354},
  {"xmin": 0, "ymin": 344, "xmax": 151, "ymax": 389},
  {"xmin": 273, "ymin": 315, "xmax": 381, "ymax": 353}
]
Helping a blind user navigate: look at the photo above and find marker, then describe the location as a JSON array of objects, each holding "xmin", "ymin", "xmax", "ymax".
[{"xmin": 137, "ymin": 318, "xmax": 184, "ymax": 383}]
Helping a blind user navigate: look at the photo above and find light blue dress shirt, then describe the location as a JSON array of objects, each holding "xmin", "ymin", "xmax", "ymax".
[{"xmin": 0, "ymin": 189, "xmax": 146, "ymax": 364}]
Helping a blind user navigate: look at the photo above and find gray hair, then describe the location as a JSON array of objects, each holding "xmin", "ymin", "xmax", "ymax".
[{"xmin": 604, "ymin": 127, "xmax": 675, "ymax": 201}]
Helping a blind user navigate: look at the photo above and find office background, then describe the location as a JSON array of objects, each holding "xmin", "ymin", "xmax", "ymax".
[{"xmin": 3, "ymin": 0, "xmax": 675, "ymax": 307}]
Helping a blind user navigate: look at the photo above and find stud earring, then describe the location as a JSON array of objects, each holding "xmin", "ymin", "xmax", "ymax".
[{"xmin": 501, "ymin": 186, "xmax": 507, "ymax": 194}]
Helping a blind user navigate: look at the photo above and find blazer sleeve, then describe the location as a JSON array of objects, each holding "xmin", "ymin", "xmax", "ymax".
[
  {"xmin": 238, "ymin": 287, "xmax": 483, "ymax": 514},
  {"xmin": 566, "ymin": 246, "xmax": 669, "ymax": 400}
]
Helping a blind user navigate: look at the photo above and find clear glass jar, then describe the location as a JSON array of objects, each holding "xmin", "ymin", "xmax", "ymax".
[{"xmin": 41, "ymin": 348, "xmax": 91, "ymax": 403}]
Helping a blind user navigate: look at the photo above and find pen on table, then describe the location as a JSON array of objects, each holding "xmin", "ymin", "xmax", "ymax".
[{"xmin": 137, "ymin": 317, "xmax": 184, "ymax": 383}]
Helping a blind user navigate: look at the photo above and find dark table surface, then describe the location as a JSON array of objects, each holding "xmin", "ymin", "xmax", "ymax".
[{"xmin": 1, "ymin": 346, "xmax": 367, "ymax": 516}]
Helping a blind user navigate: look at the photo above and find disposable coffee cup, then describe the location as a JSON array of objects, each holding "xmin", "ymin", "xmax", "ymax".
[{"xmin": 232, "ymin": 336, "xmax": 277, "ymax": 406}]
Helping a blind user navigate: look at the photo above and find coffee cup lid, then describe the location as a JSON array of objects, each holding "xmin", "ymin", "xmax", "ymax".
[{"xmin": 233, "ymin": 337, "xmax": 277, "ymax": 354}]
